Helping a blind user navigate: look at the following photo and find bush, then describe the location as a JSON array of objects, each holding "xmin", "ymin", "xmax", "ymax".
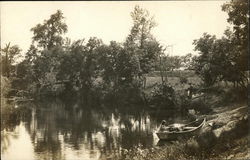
[
  {"xmin": 179, "ymin": 76, "xmax": 188, "ymax": 84},
  {"xmin": 221, "ymin": 86, "xmax": 247, "ymax": 104},
  {"xmin": 149, "ymin": 83, "xmax": 176, "ymax": 109},
  {"xmin": 101, "ymin": 81, "xmax": 144, "ymax": 105},
  {"xmin": 1, "ymin": 76, "xmax": 11, "ymax": 97}
]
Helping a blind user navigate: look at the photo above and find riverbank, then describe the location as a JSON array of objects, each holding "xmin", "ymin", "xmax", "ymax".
[{"xmin": 106, "ymin": 94, "xmax": 248, "ymax": 160}]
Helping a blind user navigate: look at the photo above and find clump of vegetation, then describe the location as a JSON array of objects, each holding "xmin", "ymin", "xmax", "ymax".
[
  {"xmin": 192, "ymin": 0, "xmax": 248, "ymax": 89},
  {"xmin": 148, "ymin": 83, "xmax": 176, "ymax": 109},
  {"xmin": 179, "ymin": 76, "xmax": 188, "ymax": 85},
  {"xmin": 1, "ymin": 101, "xmax": 33, "ymax": 131},
  {"xmin": 1, "ymin": 76, "xmax": 11, "ymax": 98},
  {"xmin": 220, "ymin": 85, "xmax": 248, "ymax": 105},
  {"xmin": 101, "ymin": 81, "xmax": 144, "ymax": 105}
]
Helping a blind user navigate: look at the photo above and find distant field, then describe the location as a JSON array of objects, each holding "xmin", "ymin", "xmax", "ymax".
[
  {"xmin": 94, "ymin": 70, "xmax": 202, "ymax": 90},
  {"xmin": 145, "ymin": 76, "xmax": 202, "ymax": 91},
  {"xmin": 147, "ymin": 70, "xmax": 197, "ymax": 78}
]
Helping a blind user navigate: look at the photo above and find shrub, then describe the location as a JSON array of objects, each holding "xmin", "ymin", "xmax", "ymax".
[
  {"xmin": 179, "ymin": 76, "xmax": 188, "ymax": 85},
  {"xmin": 149, "ymin": 83, "xmax": 176, "ymax": 109},
  {"xmin": 1, "ymin": 76, "xmax": 11, "ymax": 97}
]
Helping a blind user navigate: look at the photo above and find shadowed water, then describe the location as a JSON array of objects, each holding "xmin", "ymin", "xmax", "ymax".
[{"xmin": 1, "ymin": 98, "xmax": 185, "ymax": 160}]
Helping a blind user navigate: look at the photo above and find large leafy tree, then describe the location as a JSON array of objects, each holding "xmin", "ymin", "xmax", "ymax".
[
  {"xmin": 98, "ymin": 41, "xmax": 123, "ymax": 85},
  {"xmin": 193, "ymin": 30, "xmax": 246, "ymax": 87},
  {"xmin": 31, "ymin": 10, "xmax": 68, "ymax": 50},
  {"xmin": 57, "ymin": 39, "xmax": 85, "ymax": 84},
  {"xmin": 193, "ymin": 33, "xmax": 226, "ymax": 86},
  {"xmin": 125, "ymin": 5, "xmax": 162, "ymax": 77},
  {"xmin": 14, "ymin": 10, "xmax": 69, "ymax": 94},
  {"xmin": 58, "ymin": 37, "xmax": 103, "ymax": 89},
  {"xmin": 80, "ymin": 37, "xmax": 103, "ymax": 88},
  {"xmin": 222, "ymin": 0, "xmax": 249, "ymax": 71},
  {"xmin": 192, "ymin": 0, "xmax": 248, "ymax": 87},
  {"xmin": 125, "ymin": 5, "xmax": 156, "ymax": 48}
]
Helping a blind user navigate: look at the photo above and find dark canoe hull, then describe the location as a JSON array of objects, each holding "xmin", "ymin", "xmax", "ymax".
[{"xmin": 156, "ymin": 118, "xmax": 206, "ymax": 141}]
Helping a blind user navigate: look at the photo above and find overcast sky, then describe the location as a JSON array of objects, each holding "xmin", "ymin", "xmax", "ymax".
[{"xmin": 1, "ymin": 1, "xmax": 230, "ymax": 56}]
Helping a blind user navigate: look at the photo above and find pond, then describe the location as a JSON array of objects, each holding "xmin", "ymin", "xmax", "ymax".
[{"xmin": 1, "ymin": 98, "xmax": 187, "ymax": 160}]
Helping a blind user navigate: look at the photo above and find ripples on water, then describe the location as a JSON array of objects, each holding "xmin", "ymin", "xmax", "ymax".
[{"xmin": 1, "ymin": 99, "xmax": 186, "ymax": 160}]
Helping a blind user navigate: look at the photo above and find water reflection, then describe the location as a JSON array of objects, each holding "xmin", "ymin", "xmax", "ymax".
[
  {"xmin": 1, "ymin": 99, "xmax": 182, "ymax": 160},
  {"xmin": 1, "ymin": 123, "xmax": 35, "ymax": 160}
]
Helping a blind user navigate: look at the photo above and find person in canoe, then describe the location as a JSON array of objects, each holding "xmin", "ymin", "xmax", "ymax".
[
  {"xmin": 160, "ymin": 120, "xmax": 183, "ymax": 132},
  {"xmin": 159, "ymin": 120, "xmax": 168, "ymax": 131}
]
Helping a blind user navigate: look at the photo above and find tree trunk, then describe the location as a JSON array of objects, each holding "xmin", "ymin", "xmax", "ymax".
[
  {"xmin": 159, "ymin": 56, "xmax": 164, "ymax": 85},
  {"xmin": 5, "ymin": 43, "xmax": 11, "ymax": 78}
]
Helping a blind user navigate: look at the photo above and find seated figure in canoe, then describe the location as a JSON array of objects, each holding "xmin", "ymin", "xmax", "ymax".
[
  {"xmin": 160, "ymin": 120, "xmax": 184, "ymax": 132},
  {"xmin": 157, "ymin": 118, "xmax": 206, "ymax": 140}
]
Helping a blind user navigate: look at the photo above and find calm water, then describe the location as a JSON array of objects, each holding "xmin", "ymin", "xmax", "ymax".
[{"xmin": 1, "ymin": 98, "xmax": 186, "ymax": 160}]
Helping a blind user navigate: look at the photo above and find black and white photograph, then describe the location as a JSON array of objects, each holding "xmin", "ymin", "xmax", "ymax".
[{"xmin": 1, "ymin": 1, "xmax": 249, "ymax": 160}]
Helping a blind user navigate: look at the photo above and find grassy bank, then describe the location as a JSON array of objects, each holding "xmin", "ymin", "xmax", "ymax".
[
  {"xmin": 105, "ymin": 104, "xmax": 248, "ymax": 160},
  {"xmin": 105, "ymin": 86, "xmax": 248, "ymax": 160}
]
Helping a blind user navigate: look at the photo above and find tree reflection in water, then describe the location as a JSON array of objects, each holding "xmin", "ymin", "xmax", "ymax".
[{"xmin": 1, "ymin": 98, "xmax": 178, "ymax": 160}]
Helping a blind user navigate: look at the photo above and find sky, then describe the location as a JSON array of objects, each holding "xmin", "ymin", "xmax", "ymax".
[{"xmin": 1, "ymin": 1, "xmax": 231, "ymax": 56}]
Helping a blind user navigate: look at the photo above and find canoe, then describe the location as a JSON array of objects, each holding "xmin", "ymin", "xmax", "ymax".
[{"xmin": 156, "ymin": 118, "xmax": 206, "ymax": 141}]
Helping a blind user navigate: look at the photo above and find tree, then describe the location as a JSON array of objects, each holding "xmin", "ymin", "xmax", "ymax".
[
  {"xmin": 192, "ymin": 0, "xmax": 249, "ymax": 87},
  {"xmin": 31, "ymin": 10, "xmax": 68, "ymax": 50},
  {"xmin": 57, "ymin": 37, "xmax": 104, "ymax": 90},
  {"xmin": 125, "ymin": 5, "xmax": 156, "ymax": 48},
  {"xmin": 1, "ymin": 43, "xmax": 21, "ymax": 77},
  {"xmin": 25, "ymin": 45, "xmax": 39, "ymax": 64},
  {"xmin": 218, "ymin": 29, "xmax": 247, "ymax": 87},
  {"xmin": 192, "ymin": 33, "xmax": 221, "ymax": 86},
  {"xmin": 180, "ymin": 53, "xmax": 193, "ymax": 70},
  {"xmin": 80, "ymin": 37, "xmax": 103, "ymax": 88},
  {"xmin": 29, "ymin": 46, "xmax": 64, "ymax": 89},
  {"xmin": 116, "ymin": 47, "xmax": 139, "ymax": 85},
  {"xmin": 192, "ymin": 30, "xmax": 246, "ymax": 87},
  {"xmin": 23, "ymin": 10, "xmax": 69, "ymax": 94},
  {"xmin": 57, "ymin": 39, "xmax": 85, "ymax": 85},
  {"xmin": 125, "ymin": 5, "xmax": 161, "ymax": 77},
  {"xmin": 222, "ymin": 0, "xmax": 249, "ymax": 71},
  {"xmin": 98, "ymin": 41, "xmax": 123, "ymax": 86}
]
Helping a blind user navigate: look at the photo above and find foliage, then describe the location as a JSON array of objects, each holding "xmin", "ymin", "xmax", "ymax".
[
  {"xmin": 222, "ymin": 0, "xmax": 249, "ymax": 71},
  {"xmin": 149, "ymin": 83, "xmax": 176, "ymax": 109},
  {"xmin": 179, "ymin": 76, "xmax": 188, "ymax": 85},
  {"xmin": 192, "ymin": 30, "xmax": 247, "ymax": 87},
  {"xmin": 125, "ymin": 5, "xmax": 162, "ymax": 76},
  {"xmin": 1, "ymin": 44, "xmax": 21, "ymax": 65},
  {"xmin": 2, "ymin": 6, "xmax": 166, "ymax": 99},
  {"xmin": 98, "ymin": 41, "xmax": 121, "ymax": 85},
  {"xmin": 192, "ymin": 33, "xmax": 219, "ymax": 86},
  {"xmin": 181, "ymin": 53, "xmax": 194, "ymax": 70},
  {"xmin": 160, "ymin": 55, "xmax": 182, "ymax": 71},
  {"xmin": 1, "ymin": 76, "xmax": 11, "ymax": 97},
  {"xmin": 125, "ymin": 5, "xmax": 156, "ymax": 47},
  {"xmin": 192, "ymin": 0, "xmax": 248, "ymax": 87},
  {"xmin": 1, "ymin": 44, "xmax": 22, "ymax": 77},
  {"xmin": 31, "ymin": 10, "xmax": 68, "ymax": 50},
  {"xmin": 157, "ymin": 53, "xmax": 194, "ymax": 72}
]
